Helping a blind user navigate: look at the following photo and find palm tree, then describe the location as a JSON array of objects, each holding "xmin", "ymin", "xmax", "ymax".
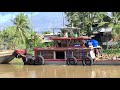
[
  {"xmin": 104, "ymin": 12, "xmax": 120, "ymax": 42},
  {"xmin": 12, "ymin": 13, "xmax": 31, "ymax": 45}
]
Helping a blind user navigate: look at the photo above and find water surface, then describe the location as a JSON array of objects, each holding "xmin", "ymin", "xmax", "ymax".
[{"xmin": 0, "ymin": 59, "xmax": 120, "ymax": 78}]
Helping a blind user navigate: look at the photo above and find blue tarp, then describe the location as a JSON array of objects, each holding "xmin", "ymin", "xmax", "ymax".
[{"xmin": 86, "ymin": 39, "xmax": 99, "ymax": 47}]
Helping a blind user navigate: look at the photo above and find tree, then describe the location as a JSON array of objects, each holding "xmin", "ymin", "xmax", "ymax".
[
  {"xmin": 109, "ymin": 12, "xmax": 120, "ymax": 41},
  {"xmin": 0, "ymin": 26, "xmax": 18, "ymax": 49},
  {"xmin": 12, "ymin": 13, "xmax": 31, "ymax": 49},
  {"xmin": 42, "ymin": 31, "xmax": 51, "ymax": 34},
  {"xmin": 65, "ymin": 12, "xmax": 108, "ymax": 36},
  {"xmin": 99, "ymin": 12, "xmax": 120, "ymax": 42}
]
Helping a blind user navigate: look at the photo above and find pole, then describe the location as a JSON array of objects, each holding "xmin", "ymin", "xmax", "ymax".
[
  {"xmin": 31, "ymin": 12, "xmax": 33, "ymax": 32},
  {"xmin": 106, "ymin": 32, "xmax": 108, "ymax": 49},
  {"xmin": 53, "ymin": 28, "xmax": 55, "ymax": 35},
  {"xmin": 105, "ymin": 28, "xmax": 108, "ymax": 49},
  {"xmin": 62, "ymin": 12, "xmax": 65, "ymax": 27}
]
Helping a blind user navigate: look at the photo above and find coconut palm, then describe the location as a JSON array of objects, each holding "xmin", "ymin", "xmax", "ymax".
[
  {"xmin": 105, "ymin": 12, "xmax": 120, "ymax": 41},
  {"xmin": 12, "ymin": 13, "xmax": 31, "ymax": 45}
]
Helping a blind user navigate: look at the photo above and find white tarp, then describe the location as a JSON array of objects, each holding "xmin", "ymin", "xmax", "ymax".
[{"xmin": 99, "ymin": 27, "xmax": 112, "ymax": 32}]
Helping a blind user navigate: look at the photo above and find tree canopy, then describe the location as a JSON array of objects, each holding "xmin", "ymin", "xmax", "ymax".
[{"xmin": 65, "ymin": 12, "xmax": 120, "ymax": 40}]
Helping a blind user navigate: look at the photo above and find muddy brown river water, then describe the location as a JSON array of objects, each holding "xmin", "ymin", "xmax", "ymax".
[{"xmin": 0, "ymin": 58, "xmax": 120, "ymax": 78}]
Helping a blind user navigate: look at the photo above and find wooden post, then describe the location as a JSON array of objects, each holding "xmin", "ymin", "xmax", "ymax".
[
  {"xmin": 53, "ymin": 51, "xmax": 56, "ymax": 59},
  {"xmin": 65, "ymin": 51, "xmax": 67, "ymax": 59},
  {"xmin": 54, "ymin": 41, "xmax": 57, "ymax": 47},
  {"xmin": 72, "ymin": 51, "xmax": 73, "ymax": 57},
  {"xmin": 40, "ymin": 52, "xmax": 41, "ymax": 56}
]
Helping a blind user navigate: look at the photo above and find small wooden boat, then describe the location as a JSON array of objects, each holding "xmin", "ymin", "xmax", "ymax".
[{"xmin": 0, "ymin": 50, "xmax": 15, "ymax": 64}]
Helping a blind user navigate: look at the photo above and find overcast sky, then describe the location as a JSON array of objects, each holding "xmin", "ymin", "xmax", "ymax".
[
  {"xmin": 0, "ymin": 12, "xmax": 111, "ymax": 33},
  {"xmin": 0, "ymin": 12, "xmax": 67, "ymax": 33}
]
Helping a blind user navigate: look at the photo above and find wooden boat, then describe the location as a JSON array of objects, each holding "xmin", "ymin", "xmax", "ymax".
[
  {"xmin": 0, "ymin": 50, "xmax": 15, "ymax": 64},
  {"xmin": 33, "ymin": 36, "xmax": 97, "ymax": 65}
]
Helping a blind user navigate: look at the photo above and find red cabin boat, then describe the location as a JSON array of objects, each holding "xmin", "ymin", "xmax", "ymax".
[{"xmin": 33, "ymin": 36, "xmax": 96, "ymax": 65}]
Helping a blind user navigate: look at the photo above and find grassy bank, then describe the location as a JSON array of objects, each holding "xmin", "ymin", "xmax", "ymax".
[{"xmin": 103, "ymin": 48, "xmax": 120, "ymax": 57}]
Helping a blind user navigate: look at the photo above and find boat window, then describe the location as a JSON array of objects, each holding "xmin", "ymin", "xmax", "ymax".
[
  {"xmin": 57, "ymin": 40, "xmax": 61, "ymax": 47},
  {"xmin": 56, "ymin": 51, "xmax": 64, "ymax": 59}
]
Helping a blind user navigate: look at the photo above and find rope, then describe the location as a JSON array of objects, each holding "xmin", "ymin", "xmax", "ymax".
[
  {"xmin": 66, "ymin": 49, "xmax": 70, "ymax": 58},
  {"xmin": 81, "ymin": 48, "xmax": 84, "ymax": 61}
]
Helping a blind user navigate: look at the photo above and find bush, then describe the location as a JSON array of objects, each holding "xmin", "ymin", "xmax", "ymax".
[{"xmin": 103, "ymin": 48, "xmax": 120, "ymax": 55}]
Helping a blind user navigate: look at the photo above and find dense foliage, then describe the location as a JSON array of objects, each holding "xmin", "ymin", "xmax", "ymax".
[
  {"xmin": 0, "ymin": 12, "xmax": 55, "ymax": 55},
  {"xmin": 103, "ymin": 49, "xmax": 120, "ymax": 55},
  {"xmin": 65, "ymin": 12, "xmax": 120, "ymax": 40}
]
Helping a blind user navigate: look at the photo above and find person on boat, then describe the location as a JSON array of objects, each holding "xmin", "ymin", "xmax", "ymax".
[
  {"xmin": 63, "ymin": 30, "xmax": 68, "ymax": 37},
  {"xmin": 58, "ymin": 32, "xmax": 62, "ymax": 37},
  {"xmin": 74, "ymin": 33, "xmax": 78, "ymax": 37},
  {"xmin": 86, "ymin": 36, "xmax": 99, "ymax": 47},
  {"xmin": 86, "ymin": 37, "xmax": 102, "ymax": 57}
]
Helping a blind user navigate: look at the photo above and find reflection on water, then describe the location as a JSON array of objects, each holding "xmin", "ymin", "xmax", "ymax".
[{"xmin": 0, "ymin": 59, "xmax": 120, "ymax": 78}]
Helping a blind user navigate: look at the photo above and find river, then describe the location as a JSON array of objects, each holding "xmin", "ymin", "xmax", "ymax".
[{"xmin": 0, "ymin": 58, "xmax": 120, "ymax": 78}]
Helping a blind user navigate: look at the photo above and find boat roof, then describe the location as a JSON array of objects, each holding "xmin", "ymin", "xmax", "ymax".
[{"xmin": 50, "ymin": 36, "xmax": 91, "ymax": 40}]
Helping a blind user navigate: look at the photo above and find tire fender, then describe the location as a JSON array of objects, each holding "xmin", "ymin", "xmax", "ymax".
[
  {"xmin": 35, "ymin": 56, "xmax": 45, "ymax": 65},
  {"xmin": 27, "ymin": 58, "xmax": 35, "ymax": 65},
  {"xmin": 82, "ymin": 56, "xmax": 94, "ymax": 66},
  {"xmin": 66, "ymin": 56, "xmax": 77, "ymax": 65}
]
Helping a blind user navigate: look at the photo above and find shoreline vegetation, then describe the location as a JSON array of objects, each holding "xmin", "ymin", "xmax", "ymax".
[{"xmin": 102, "ymin": 49, "xmax": 120, "ymax": 59}]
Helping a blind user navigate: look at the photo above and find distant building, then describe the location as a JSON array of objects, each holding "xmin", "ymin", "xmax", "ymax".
[
  {"xmin": 40, "ymin": 33, "xmax": 56, "ymax": 43},
  {"xmin": 91, "ymin": 27, "xmax": 117, "ymax": 48}
]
